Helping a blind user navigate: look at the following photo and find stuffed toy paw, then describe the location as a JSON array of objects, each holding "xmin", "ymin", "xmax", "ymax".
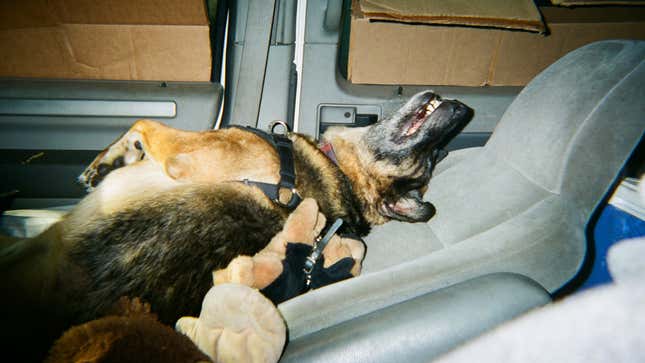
[
  {"xmin": 212, "ymin": 198, "xmax": 366, "ymax": 304},
  {"xmin": 176, "ymin": 283, "xmax": 286, "ymax": 363}
]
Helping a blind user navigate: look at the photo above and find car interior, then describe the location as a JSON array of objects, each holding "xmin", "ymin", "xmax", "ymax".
[{"xmin": 1, "ymin": 0, "xmax": 644, "ymax": 362}]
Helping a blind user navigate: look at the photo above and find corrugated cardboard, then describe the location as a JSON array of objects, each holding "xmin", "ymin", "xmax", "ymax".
[
  {"xmin": 359, "ymin": 0, "xmax": 545, "ymax": 33},
  {"xmin": 346, "ymin": 4, "xmax": 645, "ymax": 86},
  {"xmin": 551, "ymin": 0, "xmax": 645, "ymax": 6},
  {"xmin": 0, "ymin": 0, "xmax": 211, "ymax": 81}
]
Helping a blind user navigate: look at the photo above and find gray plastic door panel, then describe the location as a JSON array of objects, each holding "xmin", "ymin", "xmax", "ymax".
[
  {"xmin": 0, "ymin": 79, "xmax": 221, "ymax": 150},
  {"xmin": 0, "ymin": 79, "xmax": 222, "ymax": 208}
]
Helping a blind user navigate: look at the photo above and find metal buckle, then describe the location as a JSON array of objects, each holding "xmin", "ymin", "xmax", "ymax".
[
  {"xmin": 273, "ymin": 186, "xmax": 300, "ymax": 208},
  {"xmin": 269, "ymin": 120, "xmax": 290, "ymax": 135},
  {"xmin": 303, "ymin": 235, "xmax": 322, "ymax": 275},
  {"xmin": 304, "ymin": 236, "xmax": 321, "ymax": 287},
  {"xmin": 302, "ymin": 218, "xmax": 344, "ymax": 288}
]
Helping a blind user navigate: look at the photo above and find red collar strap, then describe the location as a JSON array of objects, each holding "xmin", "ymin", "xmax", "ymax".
[{"xmin": 319, "ymin": 141, "xmax": 338, "ymax": 166}]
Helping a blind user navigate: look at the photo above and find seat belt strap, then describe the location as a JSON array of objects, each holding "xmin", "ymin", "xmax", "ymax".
[{"xmin": 229, "ymin": 0, "xmax": 278, "ymax": 127}]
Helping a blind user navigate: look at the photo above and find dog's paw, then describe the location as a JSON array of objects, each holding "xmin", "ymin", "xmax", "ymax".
[{"xmin": 79, "ymin": 130, "xmax": 147, "ymax": 190}]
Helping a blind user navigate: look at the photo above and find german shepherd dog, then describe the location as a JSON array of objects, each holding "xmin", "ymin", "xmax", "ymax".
[{"xmin": 0, "ymin": 91, "xmax": 471, "ymax": 359}]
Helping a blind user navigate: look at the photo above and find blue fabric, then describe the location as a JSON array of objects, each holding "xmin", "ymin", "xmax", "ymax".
[{"xmin": 581, "ymin": 205, "xmax": 645, "ymax": 290}]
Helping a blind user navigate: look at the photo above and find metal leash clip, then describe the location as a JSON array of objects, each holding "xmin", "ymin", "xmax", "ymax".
[{"xmin": 304, "ymin": 218, "xmax": 344, "ymax": 287}]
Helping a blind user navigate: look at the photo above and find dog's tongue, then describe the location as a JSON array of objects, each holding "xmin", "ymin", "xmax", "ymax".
[
  {"xmin": 405, "ymin": 118, "xmax": 426, "ymax": 136},
  {"xmin": 405, "ymin": 100, "xmax": 442, "ymax": 137}
]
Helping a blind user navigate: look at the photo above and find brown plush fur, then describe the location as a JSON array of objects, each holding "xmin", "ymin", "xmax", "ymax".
[{"xmin": 46, "ymin": 298, "xmax": 210, "ymax": 363}]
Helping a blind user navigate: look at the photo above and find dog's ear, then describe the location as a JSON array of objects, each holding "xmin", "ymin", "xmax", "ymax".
[{"xmin": 381, "ymin": 191, "xmax": 436, "ymax": 223}]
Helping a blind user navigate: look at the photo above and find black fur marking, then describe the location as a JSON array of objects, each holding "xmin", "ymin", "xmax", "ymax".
[
  {"xmin": 113, "ymin": 156, "xmax": 125, "ymax": 168},
  {"xmin": 97, "ymin": 163, "xmax": 112, "ymax": 177},
  {"xmin": 69, "ymin": 185, "xmax": 286, "ymax": 324},
  {"xmin": 367, "ymin": 100, "xmax": 473, "ymax": 166},
  {"xmin": 292, "ymin": 135, "xmax": 370, "ymax": 236}
]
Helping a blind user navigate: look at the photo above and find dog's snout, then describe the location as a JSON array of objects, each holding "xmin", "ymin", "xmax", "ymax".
[{"xmin": 416, "ymin": 91, "xmax": 437, "ymax": 104}]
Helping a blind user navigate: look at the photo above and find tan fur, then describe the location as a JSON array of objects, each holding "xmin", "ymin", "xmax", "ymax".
[
  {"xmin": 82, "ymin": 120, "xmax": 406, "ymax": 226},
  {"xmin": 321, "ymin": 125, "xmax": 430, "ymax": 225},
  {"xmin": 0, "ymin": 118, "xmax": 412, "ymax": 318},
  {"xmin": 84, "ymin": 120, "xmax": 281, "ymax": 187},
  {"xmin": 322, "ymin": 127, "xmax": 392, "ymax": 224}
]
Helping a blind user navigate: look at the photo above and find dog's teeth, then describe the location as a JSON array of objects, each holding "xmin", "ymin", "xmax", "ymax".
[
  {"xmin": 425, "ymin": 103, "xmax": 437, "ymax": 115},
  {"xmin": 430, "ymin": 99, "xmax": 442, "ymax": 109}
]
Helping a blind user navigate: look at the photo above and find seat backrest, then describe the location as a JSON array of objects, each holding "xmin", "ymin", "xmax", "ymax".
[
  {"xmin": 280, "ymin": 41, "xmax": 645, "ymax": 342},
  {"xmin": 485, "ymin": 40, "xmax": 645, "ymax": 214}
]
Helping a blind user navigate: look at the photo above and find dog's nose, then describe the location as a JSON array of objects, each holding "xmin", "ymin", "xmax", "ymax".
[
  {"xmin": 443, "ymin": 101, "xmax": 472, "ymax": 120},
  {"xmin": 453, "ymin": 102, "xmax": 474, "ymax": 119}
]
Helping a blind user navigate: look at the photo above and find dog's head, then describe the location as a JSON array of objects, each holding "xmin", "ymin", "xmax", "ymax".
[{"xmin": 323, "ymin": 90, "xmax": 472, "ymax": 225}]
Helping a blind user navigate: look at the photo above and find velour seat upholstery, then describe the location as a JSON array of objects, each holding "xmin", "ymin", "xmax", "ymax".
[{"xmin": 278, "ymin": 39, "xmax": 645, "ymax": 352}]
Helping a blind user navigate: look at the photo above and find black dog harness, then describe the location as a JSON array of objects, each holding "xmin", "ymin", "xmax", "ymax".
[{"xmin": 229, "ymin": 125, "xmax": 302, "ymax": 210}]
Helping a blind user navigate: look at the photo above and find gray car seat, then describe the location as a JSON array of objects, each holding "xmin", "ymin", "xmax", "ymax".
[
  {"xmin": 435, "ymin": 236, "xmax": 645, "ymax": 363},
  {"xmin": 279, "ymin": 40, "xmax": 645, "ymax": 360}
]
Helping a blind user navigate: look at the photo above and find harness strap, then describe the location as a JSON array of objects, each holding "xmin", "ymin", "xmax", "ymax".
[{"xmin": 230, "ymin": 126, "xmax": 302, "ymax": 210}]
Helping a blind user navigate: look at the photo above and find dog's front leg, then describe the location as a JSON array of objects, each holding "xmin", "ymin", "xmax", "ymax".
[{"xmin": 79, "ymin": 119, "xmax": 197, "ymax": 190}]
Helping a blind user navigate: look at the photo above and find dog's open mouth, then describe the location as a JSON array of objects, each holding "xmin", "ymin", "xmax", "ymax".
[
  {"xmin": 403, "ymin": 97, "xmax": 443, "ymax": 137},
  {"xmin": 380, "ymin": 189, "xmax": 436, "ymax": 223}
]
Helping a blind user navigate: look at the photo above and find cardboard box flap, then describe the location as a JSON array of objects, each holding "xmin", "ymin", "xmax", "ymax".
[
  {"xmin": 551, "ymin": 0, "xmax": 645, "ymax": 6},
  {"xmin": 542, "ymin": 5, "xmax": 645, "ymax": 23},
  {"xmin": 0, "ymin": 0, "xmax": 208, "ymax": 29},
  {"xmin": 346, "ymin": 3, "xmax": 645, "ymax": 86},
  {"xmin": 358, "ymin": 0, "xmax": 546, "ymax": 33}
]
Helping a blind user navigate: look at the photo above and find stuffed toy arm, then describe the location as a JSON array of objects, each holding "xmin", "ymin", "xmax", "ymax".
[{"xmin": 212, "ymin": 198, "xmax": 366, "ymax": 304}]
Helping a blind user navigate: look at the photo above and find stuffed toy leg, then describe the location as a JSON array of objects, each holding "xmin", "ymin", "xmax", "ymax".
[
  {"xmin": 212, "ymin": 198, "xmax": 366, "ymax": 304},
  {"xmin": 176, "ymin": 284, "xmax": 286, "ymax": 363}
]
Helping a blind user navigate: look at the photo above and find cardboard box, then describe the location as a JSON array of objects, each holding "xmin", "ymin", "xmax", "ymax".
[
  {"xmin": 551, "ymin": 0, "xmax": 645, "ymax": 5},
  {"xmin": 345, "ymin": 3, "xmax": 645, "ymax": 86},
  {"xmin": 358, "ymin": 0, "xmax": 545, "ymax": 32},
  {"xmin": 0, "ymin": 0, "xmax": 211, "ymax": 81}
]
